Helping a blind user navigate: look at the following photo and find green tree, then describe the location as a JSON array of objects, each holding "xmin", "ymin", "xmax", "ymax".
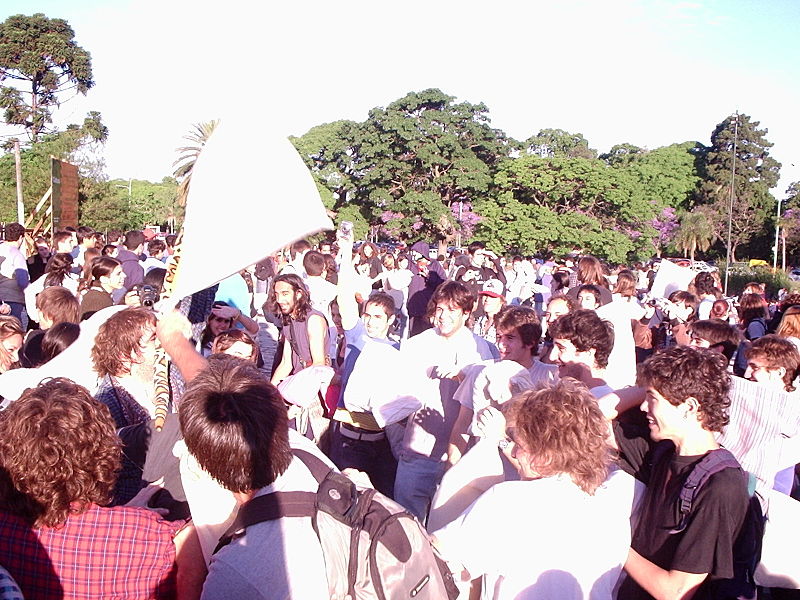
[
  {"xmin": 0, "ymin": 13, "xmax": 94, "ymax": 142},
  {"xmin": 0, "ymin": 112, "xmax": 108, "ymax": 221},
  {"xmin": 80, "ymin": 177, "xmax": 180, "ymax": 232},
  {"xmin": 674, "ymin": 208, "xmax": 716, "ymax": 262},
  {"xmin": 290, "ymin": 119, "xmax": 360, "ymax": 210},
  {"xmin": 524, "ymin": 128, "xmax": 597, "ymax": 159},
  {"xmin": 621, "ymin": 142, "xmax": 703, "ymax": 211},
  {"xmin": 599, "ymin": 143, "xmax": 643, "ymax": 166},
  {"xmin": 293, "ymin": 89, "xmax": 510, "ymax": 244},
  {"xmin": 477, "ymin": 155, "xmax": 650, "ymax": 262},
  {"xmin": 696, "ymin": 113, "xmax": 781, "ymax": 261},
  {"xmin": 494, "ymin": 155, "xmax": 654, "ymax": 231}
]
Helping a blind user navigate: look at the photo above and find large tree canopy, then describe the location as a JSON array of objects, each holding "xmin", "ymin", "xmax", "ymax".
[
  {"xmin": 292, "ymin": 88, "xmax": 510, "ymax": 245},
  {"xmin": 0, "ymin": 13, "xmax": 94, "ymax": 142},
  {"xmin": 524, "ymin": 128, "xmax": 596, "ymax": 159},
  {"xmin": 696, "ymin": 113, "xmax": 781, "ymax": 261}
]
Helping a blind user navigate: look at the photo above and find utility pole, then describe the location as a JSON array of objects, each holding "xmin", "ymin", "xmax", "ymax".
[
  {"xmin": 723, "ymin": 112, "xmax": 738, "ymax": 296},
  {"xmin": 13, "ymin": 139, "xmax": 24, "ymax": 224},
  {"xmin": 773, "ymin": 196, "xmax": 782, "ymax": 270}
]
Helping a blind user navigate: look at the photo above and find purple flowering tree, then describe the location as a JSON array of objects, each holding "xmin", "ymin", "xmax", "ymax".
[{"xmin": 648, "ymin": 206, "xmax": 679, "ymax": 257}]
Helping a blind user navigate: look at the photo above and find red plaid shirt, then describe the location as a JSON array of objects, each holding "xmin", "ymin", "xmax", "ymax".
[{"xmin": 0, "ymin": 504, "xmax": 182, "ymax": 600}]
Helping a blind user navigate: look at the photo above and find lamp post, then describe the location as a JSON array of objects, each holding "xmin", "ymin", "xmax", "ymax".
[
  {"xmin": 773, "ymin": 196, "xmax": 782, "ymax": 270},
  {"xmin": 115, "ymin": 178, "xmax": 132, "ymax": 199}
]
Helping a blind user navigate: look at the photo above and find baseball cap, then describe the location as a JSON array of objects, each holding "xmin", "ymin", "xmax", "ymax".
[{"xmin": 480, "ymin": 279, "xmax": 505, "ymax": 299}]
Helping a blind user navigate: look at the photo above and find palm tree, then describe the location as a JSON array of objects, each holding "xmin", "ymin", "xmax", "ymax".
[
  {"xmin": 172, "ymin": 120, "xmax": 219, "ymax": 207},
  {"xmin": 675, "ymin": 209, "xmax": 716, "ymax": 262}
]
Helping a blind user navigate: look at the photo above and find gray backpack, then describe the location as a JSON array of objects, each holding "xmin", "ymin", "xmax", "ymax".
[{"xmin": 215, "ymin": 449, "xmax": 459, "ymax": 600}]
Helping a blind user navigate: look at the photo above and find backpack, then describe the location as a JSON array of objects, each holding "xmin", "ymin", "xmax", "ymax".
[
  {"xmin": 664, "ymin": 447, "xmax": 765, "ymax": 600},
  {"xmin": 215, "ymin": 449, "xmax": 460, "ymax": 600}
]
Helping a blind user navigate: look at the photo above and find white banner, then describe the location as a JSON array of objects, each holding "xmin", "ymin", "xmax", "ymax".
[
  {"xmin": 169, "ymin": 116, "xmax": 333, "ymax": 302},
  {"xmin": 649, "ymin": 259, "xmax": 696, "ymax": 299}
]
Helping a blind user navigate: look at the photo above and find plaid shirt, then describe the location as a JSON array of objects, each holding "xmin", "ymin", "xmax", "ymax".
[{"xmin": 0, "ymin": 505, "xmax": 182, "ymax": 600}]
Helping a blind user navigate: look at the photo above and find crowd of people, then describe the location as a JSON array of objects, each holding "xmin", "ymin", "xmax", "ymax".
[{"xmin": 0, "ymin": 221, "xmax": 797, "ymax": 599}]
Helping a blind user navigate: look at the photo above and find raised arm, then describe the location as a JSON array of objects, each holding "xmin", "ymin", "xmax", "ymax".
[{"xmin": 336, "ymin": 234, "xmax": 360, "ymax": 330}]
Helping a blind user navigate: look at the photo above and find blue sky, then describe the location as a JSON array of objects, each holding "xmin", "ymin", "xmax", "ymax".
[{"xmin": 2, "ymin": 0, "xmax": 798, "ymax": 194}]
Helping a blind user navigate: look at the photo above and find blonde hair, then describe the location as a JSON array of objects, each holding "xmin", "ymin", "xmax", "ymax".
[
  {"xmin": 777, "ymin": 306, "xmax": 800, "ymax": 340},
  {"xmin": 505, "ymin": 379, "xmax": 612, "ymax": 494}
]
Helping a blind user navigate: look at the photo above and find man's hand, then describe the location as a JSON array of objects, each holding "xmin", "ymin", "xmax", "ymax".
[
  {"xmin": 474, "ymin": 406, "xmax": 507, "ymax": 442},
  {"xmin": 156, "ymin": 309, "xmax": 193, "ymax": 344}
]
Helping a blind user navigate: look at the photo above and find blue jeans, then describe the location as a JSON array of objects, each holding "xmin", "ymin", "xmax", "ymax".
[
  {"xmin": 6, "ymin": 301, "xmax": 27, "ymax": 330},
  {"xmin": 393, "ymin": 455, "xmax": 445, "ymax": 523},
  {"xmin": 329, "ymin": 423, "xmax": 397, "ymax": 499}
]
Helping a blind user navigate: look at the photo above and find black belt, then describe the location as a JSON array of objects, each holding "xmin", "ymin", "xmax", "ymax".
[{"xmin": 339, "ymin": 422, "xmax": 385, "ymax": 442}]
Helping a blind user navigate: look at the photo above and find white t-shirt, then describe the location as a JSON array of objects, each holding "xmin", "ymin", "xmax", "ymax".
[
  {"xmin": 399, "ymin": 326, "xmax": 497, "ymax": 460},
  {"xmin": 434, "ymin": 469, "xmax": 643, "ymax": 600}
]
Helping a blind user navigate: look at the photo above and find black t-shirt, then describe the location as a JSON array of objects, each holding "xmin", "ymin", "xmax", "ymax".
[{"xmin": 615, "ymin": 425, "xmax": 749, "ymax": 600}]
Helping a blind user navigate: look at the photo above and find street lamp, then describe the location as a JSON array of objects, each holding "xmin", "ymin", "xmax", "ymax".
[
  {"xmin": 773, "ymin": 196, "xmax": 782, "ymax": 270},
  {"xmin": 115, "ymin": 178, "xmax": 132, "ymax": 199}
]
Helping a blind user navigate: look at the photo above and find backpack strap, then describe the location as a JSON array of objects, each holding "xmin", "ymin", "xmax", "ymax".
[
  {"xmin": 670, "ymin": 448, "xmax": 742, "ymax": 534},
  {"xmin": 292, "ymin": 448, "xmax": 336, "ymax": 483},
  {"xmin": 213, "ymin": 449, "xmax": 332, "ymax": 554}
]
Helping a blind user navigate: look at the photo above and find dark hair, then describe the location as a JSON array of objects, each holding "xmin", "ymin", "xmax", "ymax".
[
  {"xmin": 739, "ymin": 293, "xmax": 768, "ymax": 324},
  {"xmin": 577, "ymin": 284, "xmax": 602, "ymax": 307},
  {"xmin": 290, "ymin": 239, "xmax": 312, "ymax": 259},
  {"xmin": 35, "ymin": 286, "xmax": 80, "ymax": 326},
  {"xmin": 107, "ymin": 230, "xmax": 123, "ymax": 244},
  {"xmin": 302, "ymin": 250, "xmax": 326, "ymax": 277},
  {"xmin": 143, "ymin": 267, "xmax": 166, "ymax": 293},
  {"xmin": 147, "ymin": 239, "xmax": 166, "ymax": 255},
  {"xmin": 669, "ymin": 290, "xmax": 698, "ymax": 322},
  {"xmin": 4, "ymin": 223, "xmax": 25, "ymax": 242},
  {"xmin": 52, "ymin": 231, "xmax": 73, "ymax": 249},
  {"xmin": 101, "ymin": 244, "xmax": 116, "ymax": 256},
  {"xmin": 200, "ymin": 301, "xmax": 235, "ymax": 348},
  {"xmin": 638, "ymin": 345, "xmax": 731, "ymax": 432},
  {"xmin": 269, "ymin": 274, "xmax": 313, "ymax": 322},
  {"xmin": 43, "ymin": 252, "xmax": 75, "ymax": 287},
  {"xmin": 467, "ymin": 241, "xmax": 486, "ymax": 257},
  {"xmin": 92, "ymin": 307, "xmax": 157, "ymax": 377},
  {"xmin": 693, "ymin": 272, "xmax": 718, "ymax": 297},
  {"xmin": 551, "ymin": 271, "xmax": 569, "ymax": 293},
  {"xmin": 123, "ymin": 230, "xmax": 145, "ymax": 250},
  {"xmin": 76, "ymin": 226, "xmax": 95, "ymax": 244},
  {"xmin": 41, "ymin": 322, "xmax": 81, "ymax": 363},
  {"xmin": 687, "ymin": 319, "xmax": 741, "ymax": 360},
  {"xmin": 211, "ymin": 329, "xmax": 259, "ymax": 362},
  {"xmin": 506, "ymin": 379, "xmax": 613, "ymax": 494},
  {"xmin": 323, "ymin": 254, "xmax": 338, "ymax": 285},
  {"xmin": 495, "ymin": 305, "xmax": 541, "ymax": 355},
  {"xmin": 364, "ymin": 292, "xmax": 396, "ymax": 319},
  {"xmin": 79, "ymin": 256, "xmax": 120, "ymax": 293},
  {"xmin": 179, "ymin": 357, "xmax": 291, "ymax": 492},
  {"xmin": 548, "ymin": 309, "xmax": 614, "ymax": 368},
  {"xmin": 426, "ymin": 280, "xmax": 476, "ymax": 320},
  {"xmin": 710, "ymin": 299, "xmax": 730, "ymax": 320},
  {"xmin": 746, "ymin": 334, "xmax": 800, "ymax": 392},
  {"xmin": 0, "ymin": 378, "xmax": 121, "ymax": 527}
]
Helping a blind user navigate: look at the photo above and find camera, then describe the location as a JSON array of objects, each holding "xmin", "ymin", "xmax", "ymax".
[{"xmin": 138, "ymin": 284, "xmax": 160, "ymax": 308}]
